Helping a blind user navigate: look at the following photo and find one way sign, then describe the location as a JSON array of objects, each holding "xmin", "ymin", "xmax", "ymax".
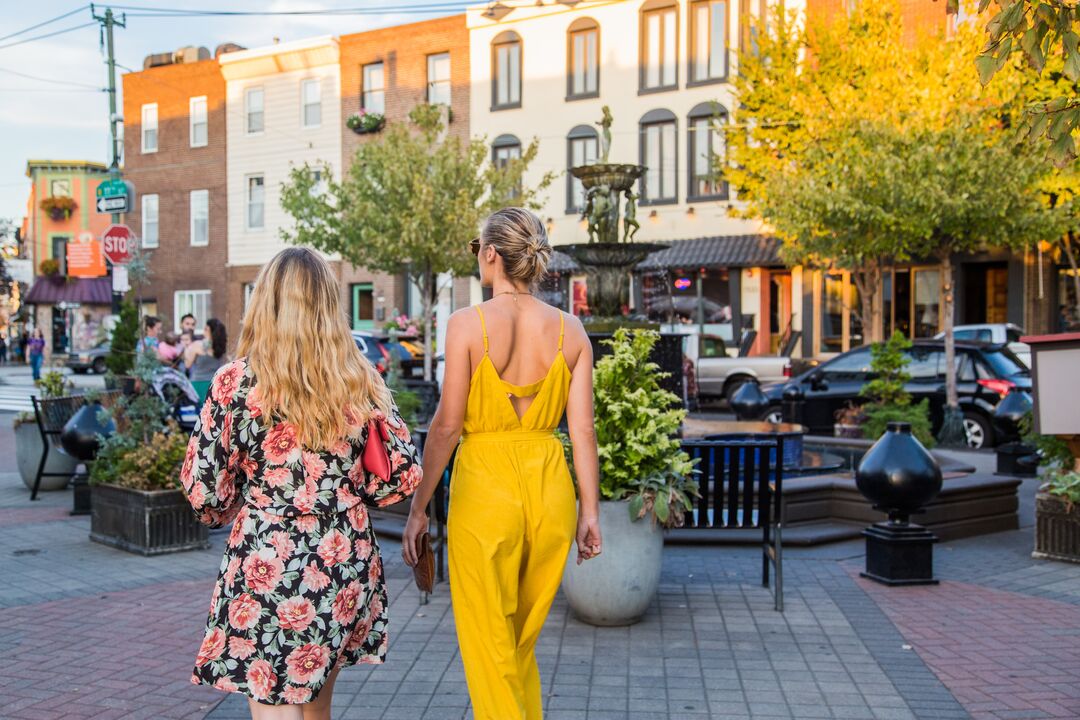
[{"xmin": 96, "ymin": 195, "xmax": 128, "ymax": 213}]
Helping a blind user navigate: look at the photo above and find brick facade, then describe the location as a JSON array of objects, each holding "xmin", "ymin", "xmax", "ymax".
[{"xmin": 122, "ymin": 58, "xmax": 231, "ymax": 338}]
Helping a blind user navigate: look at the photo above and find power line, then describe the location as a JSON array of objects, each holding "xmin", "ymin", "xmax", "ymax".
[
  {"xmin": 0, "ymin": 22, "xmax": 97, "ymax": 52},
  {"xmin": 108, "ymin": 2, "xmax": 469, "ymax": 16},
  {"xmin": 0, "ymin": 66, "xmax": 102, "ymax": 90},
  {"xmin": 0, "ymin": 5, "xmax": 90, "ymax": 44}
]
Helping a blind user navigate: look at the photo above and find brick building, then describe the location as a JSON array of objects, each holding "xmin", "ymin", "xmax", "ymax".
[{"xmin": 122, "ymin": 48, "xmax": 230, "ymax": 335}]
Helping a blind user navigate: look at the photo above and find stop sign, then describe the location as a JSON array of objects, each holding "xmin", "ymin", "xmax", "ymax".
[{"xmin": 102, "ymin": 224, "xmax": 135, "ymax": 264}]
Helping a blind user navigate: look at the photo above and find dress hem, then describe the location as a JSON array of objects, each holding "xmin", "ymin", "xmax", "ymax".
[{"xmin": 190, "ymin": 654, "xmax": 386, "ymax": 705}]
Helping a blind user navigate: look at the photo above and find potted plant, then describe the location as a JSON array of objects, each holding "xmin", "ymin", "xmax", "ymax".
[
  {"xmin": 1021, "ymin": 414, "xmax": 1080, "ymax": 563},
  {"xmin": 39, "ymin": 258, "xmax": 60, "ymax": 277},
  {"xmin": 346, "ymin": 109, "xmax": 386, "ymax": 134},
  {"xmin": 14, "ymin": 370, "xmax": 78, "ymax": 491},
  {"xmin": 40, "ymin": 195, "xmax": 77, "ymax": 221},
  {"xmin": 560, "ymin": 329, "xmax": 698, "ymax": 626},
  {"xmin": 834, "ymin": 403, "xmax": 866, "ymax": 438}
]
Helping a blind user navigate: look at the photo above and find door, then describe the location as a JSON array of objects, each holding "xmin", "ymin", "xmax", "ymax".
[
  {"xmin": 961, "ymin": 262, "xmax": 1008, "ymax": 325},
  {"xmin": 801, "ymin": 346, "xmax": 872, "ymax": 432},
  {"xmin": 51, "ymin": 307, "xmax": 68, "ymax": 355},
  {"xmin": 351, "ymin": 283, "xmax": 374, "ymax": 331},
  {"xmin": 769, "ymin": 271, "xmax": 792, "ymax": 354},
  {"xmin": 912, "ymin": 268, "xmax": 941, "ymax": 338}
]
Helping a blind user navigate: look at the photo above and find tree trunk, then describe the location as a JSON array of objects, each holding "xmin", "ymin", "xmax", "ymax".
[
  {"xmin": 1063, "ymin": 232, "xmax": 1080, "ymax": 327},
  {"xmin": 941, "ymin": 251, "xmax": 958, "ymax": 410},
  {"xmin": 420, "ymin": 270, "xmax": 435, "ymax": 382},
  {"xmin": 851, "ymin": 261, "xmax": 882, "ymax": 344}
]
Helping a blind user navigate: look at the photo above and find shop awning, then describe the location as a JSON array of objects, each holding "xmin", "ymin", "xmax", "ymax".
[
  {"xmin": 23, "ymin": 276, "xmax": 113, "ymax": 305},
  {"xmin": 549, "ymin": 235, "xmax": 785, "ymax": 275}
]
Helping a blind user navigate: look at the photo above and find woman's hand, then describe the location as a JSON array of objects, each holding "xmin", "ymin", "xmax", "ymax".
[
  {"xmin": 401, "ymin": 509, "xmax": 429, "ymax": 567},
  {"xmin": 575, "ymin": 513, "xmax": 602, "ymax": 565}
]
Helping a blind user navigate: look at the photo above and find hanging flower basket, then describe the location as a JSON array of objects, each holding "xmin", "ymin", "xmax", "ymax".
[
  {"xmin": 40, "ymin": 195, "xmax": 77, "ymax": 221},
  {"xmin": 346, "ymin": 110, "xmax": 386, "ymax": 134},
  {"xmin": 39, "ymin": 258, "xmax": 61, "ymax": 277}
]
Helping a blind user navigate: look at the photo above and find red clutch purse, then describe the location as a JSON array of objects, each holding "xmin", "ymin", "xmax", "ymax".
[{"xmin": 361, "ymin": 418, "xmax": 391, "ymax": 482}]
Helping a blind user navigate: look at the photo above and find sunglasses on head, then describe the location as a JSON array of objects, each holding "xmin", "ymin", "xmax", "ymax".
[{"xmin": 469, "ymin": 237, "xmax": 481, "ymax": 256}]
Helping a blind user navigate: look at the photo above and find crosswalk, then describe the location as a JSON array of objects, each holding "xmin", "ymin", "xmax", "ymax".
[{"xmin": 0, "ymin": 386, "xmax": 38, "ymax": 414}]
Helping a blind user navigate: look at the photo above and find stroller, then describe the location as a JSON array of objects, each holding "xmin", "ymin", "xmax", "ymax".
[{"xmin": 150, "ymin": 367, "xmax": 202, "ymax": 432}]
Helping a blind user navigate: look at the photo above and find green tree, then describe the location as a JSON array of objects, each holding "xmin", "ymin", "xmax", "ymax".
[
  {"xmin": 280, "ymin": 104, "xmax": 554, "ymax": 380},
  {"xmin": 106, "ymin": 297, "xmax": 139, "ymax": 376},
  {"xmin": 860, "ymin": 331, "xmax": 935, "ymax": 447}
]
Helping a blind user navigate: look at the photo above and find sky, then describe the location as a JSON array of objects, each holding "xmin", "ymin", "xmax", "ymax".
[{"xmin": 0, "ymin": 1, "xmax": 466, "ymax": 222}]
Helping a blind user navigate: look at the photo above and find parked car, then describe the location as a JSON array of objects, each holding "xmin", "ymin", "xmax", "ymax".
[
  {"xmin": 933, "ymin": 323, "xmax": 1029, "ymax": 368},
  {"xmin": 759, "ymin": 340, "xmax": 1031, "ymax": 449},
  {"xmin": 684, "ymin": 333, "xmax": 792, "ymax": 403},
  {"xmin": 66, "ymin": 342, "xmax": 109, "ymax": 375},
  {"xmin": 352, "ymin": 331, "xmax": 424, "ymax": 378}
]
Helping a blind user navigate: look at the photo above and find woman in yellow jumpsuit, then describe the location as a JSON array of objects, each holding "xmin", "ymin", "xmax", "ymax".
[{"xmin": 403, "ymin": 207, "xmax": 603, "ymax": 719}]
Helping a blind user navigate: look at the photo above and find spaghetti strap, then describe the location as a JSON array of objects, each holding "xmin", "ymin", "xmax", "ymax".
[
  {"xmin": 557, "ymin": 312, "xmax": 565, "ymax": 352},
  {"xmin": 475, "ymin": 306, "xmax": 489, "ymax": 354}
]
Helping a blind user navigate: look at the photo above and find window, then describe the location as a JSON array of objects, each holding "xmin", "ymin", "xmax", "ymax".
[
  {"xmin": 246, "ymin": 87, "xmax": 264, "ymax": 134},
  {"xmin": 567, "ymin": 18, "xmax": 599, "ymax": 99},
  {"xmin": 688, "ymin": 102, "xmax": 728, "ymax": 200},
  {"xmin": 190, "ymin": 190, "xmax": 209, "ymax": 247},
  {"xmin": 142, "ymin": 194, "xmax": 159, "ymax": 249},
  {"xmin": 427, "ymin": 52, "xmax": 452, "ymax": 106},
  {"xmin": 51, "ymin": 236, "xmax": 68, "ymax": 275},
  {"xmin": 190, "ymin": 96, "xmax": 208, "ymax": 147},
  {"xmin": 955, "ymin": 328, "xmax": 993, "ymax": 343},
  {"xmin": 641, "ymin": 3, "xmax": 678, "ymax": 92},
  {"xmin": 50, "ymin": 179, "xmax": 70, "ymax": 197},
  {"xmin": 639, "ymin": 109, "xmax": 677, "ymax": 203},
  {"xmin": 243, "ymin": 283, "xmax": 256, "ymax": 312},
  {"xmin": 739, "ymin": 0, "xmax": 768, "ymax": 59},
  {"xmin": 492, "ymin": 31, "xmax": 522, "ymax": 109},
  {"xmin": 821, "ymin": 347, "xmax": 872, "ymax": 376},
  {"xmin": 141, "ymin": 103, "xmax": 158, "ymax": 153},
  {"xmin": 567, "ymin": 125, "xmax": 599, "ymax": 213},
  {"xmin": 362, "ymin": 63, "xmax": 385, "ymax": 113},
  {"xmin": 246, "ymin": 175, "xmax": 265, "ymax": 230},
  {"xmin": 690, "ymin": 0, "xmax": 728, "ymax": 83},
  {"xmin": 174, "ymin": 291, "xmax": 211, "ymax": 333},
  {"xmin": 301, "ymin": 78, "xmax": 321, "ymax": 128},
  {"xmin": 906, "ymin": 348, "xmax": 943, "ymax": 381},
  {"xmin": 493, "ymin": 135, "xmax": 522, "ymax": 199}
]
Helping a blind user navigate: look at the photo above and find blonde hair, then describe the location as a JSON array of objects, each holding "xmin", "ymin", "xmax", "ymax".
[
  {"xmin": 237, "ymin": 248, "xmax": 392, "ymax": 449},
  {"xmin": 481, "ymin": 207, "xmax": 551, "ymax": 286}
]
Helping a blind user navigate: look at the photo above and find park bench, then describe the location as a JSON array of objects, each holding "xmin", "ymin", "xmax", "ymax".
[{"xmin": 30, "ymin": 392, "xmax": 121, "ymax": 501}]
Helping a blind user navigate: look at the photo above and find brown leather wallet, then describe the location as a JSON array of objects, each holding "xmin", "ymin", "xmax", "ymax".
[{"xmin": 413, "ymin": 532, "xmax": 435, "ymax": 593}]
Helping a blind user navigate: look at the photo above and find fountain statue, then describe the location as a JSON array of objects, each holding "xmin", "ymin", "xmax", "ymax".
[{"xmin": 563, "ymin": 106, "xmax": 669, "ymax": 319}]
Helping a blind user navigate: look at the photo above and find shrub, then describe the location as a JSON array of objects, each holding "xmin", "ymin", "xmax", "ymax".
[
  {"xmin": 89, "ymin": 423, "xmax": 188, "ymax": 491},
  {"xmin": 39, "ymin": 258, "xmax": 60, "ymax": 276},
  {"xmin": 862, "ymin": 401, "xmax": 935, "ymax": 448},
  {"xmin": 106, "ymin": 298, "xmax": 139, "ymax": 376},
  {"xmin": 1019, "ymin": 411, "xmax": 1075, "ymax": 476},
  {"xmin": 1046, "ymin": 472, "xmax": 1080, "ymax": 510},
  {"xmin": 859, "ymin": 330, "xmax": 934, "ymax": 446}
]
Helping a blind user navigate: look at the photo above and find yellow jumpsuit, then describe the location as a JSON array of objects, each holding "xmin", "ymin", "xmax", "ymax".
[{"xmin": 448, "ymin": 307, "xmax": 578, "ymax": 720}]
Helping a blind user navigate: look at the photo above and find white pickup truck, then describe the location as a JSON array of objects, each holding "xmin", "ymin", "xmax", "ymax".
[{"xmin": 685, "ymin": 333, "xmax": 793, "ymax": 404}]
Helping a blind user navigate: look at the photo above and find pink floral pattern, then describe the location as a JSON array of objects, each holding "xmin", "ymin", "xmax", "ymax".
[{"xmin": 184, "ymin": 358, "xmax": 421, "ymax": 704}]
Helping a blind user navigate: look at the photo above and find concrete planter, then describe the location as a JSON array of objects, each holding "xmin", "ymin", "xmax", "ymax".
[
  {"xmin": 14, "ymin": 420, "xmax": 77, "ymax": 491},
  {"xmin": 561, "ymin": 500, "xmax": 663, "ymax": 626},
  {"xmin": 1034, "ymin": 490, "xmax": 1080, "ymax": 564}
]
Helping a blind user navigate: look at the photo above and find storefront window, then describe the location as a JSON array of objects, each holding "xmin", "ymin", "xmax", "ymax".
[
  {"xmin": 642, "ymin": 269, "xmax": 733, "ymax": 339},
  {"xmin": 820, "ymin": 272, "xmax": 844, "ymax": 353},
  {"xmin": 913, "ymin": 268, "xmax": 940, "ymax": 338},
  {"xmin": 1059, "ymin": 267, "xmax": 1080, "ymax": 332}
]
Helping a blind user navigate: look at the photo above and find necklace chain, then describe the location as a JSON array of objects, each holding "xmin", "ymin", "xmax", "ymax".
[{"xmin": 494, "ymin": 290, "xmax": 532, "ymax": 300}]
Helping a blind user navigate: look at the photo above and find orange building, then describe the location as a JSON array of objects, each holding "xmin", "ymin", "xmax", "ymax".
[{"xmin": 21, "ymin": 160, "xmax": 114, "ymax": 357}]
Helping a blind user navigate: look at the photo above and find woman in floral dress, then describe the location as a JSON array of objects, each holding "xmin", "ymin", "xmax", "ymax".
[{"xmin": 181, "ymin": 248, "xmax": 422, "ymax": 719}]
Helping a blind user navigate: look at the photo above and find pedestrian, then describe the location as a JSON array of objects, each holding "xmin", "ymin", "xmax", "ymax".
[
  {"xmin": 157, "ymin": 331, "xmax": 181, "ymax": 367},
  {"xmin": 18, "ymin": 330, "xmax": 28, "ymax": 363},
  {"xmin": 182, "ymin": 247, "xmax": 422, "ymax": 718},
  {"xmin": 135, "ymin": 315, "xmax": 161, "ymax": 355},
  {"xmin": 402, "ymin": 207, "xmax": 603, "ymax": 720},
  {"xmin": 27, "ymin": 328, "xmax": 45, "ymax": 381},
  {"xmin": 180, "ymin": 312, "xmax": 204, "ymax": 341},
  {"xmin": 186, "ymin": 318, "xmax": 228, "ymax": 382},
  {"xmin": 0, "ymin": 335, "xmax": 7, "ymax": 364}
]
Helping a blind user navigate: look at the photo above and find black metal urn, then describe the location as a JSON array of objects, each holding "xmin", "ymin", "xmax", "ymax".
[
  {"xmin": 992, "ymin": 389, "xmax": 1032, "ymax": 444},
  {"xmin": 60, "ymin": 402, "xmax": 116, "ymax": 516},
  {"xmin": 992, "ymin": 390, "xmax": 1040, "ymax": 476},
  {"xmin": 731, "ymin": 381, "xmax": 770, "ymax": 421},
  {"xmin": 855, "ymin": 421, "xmax": 942, "ymax": 586}
]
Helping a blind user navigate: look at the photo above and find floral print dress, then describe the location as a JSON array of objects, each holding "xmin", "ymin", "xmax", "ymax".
[{"xmin": 181, "ymin": 358, "xmax": 422, "ymax": 705}]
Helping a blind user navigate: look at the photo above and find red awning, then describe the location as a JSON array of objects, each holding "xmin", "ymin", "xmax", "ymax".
[{"xmin": 23, "ymin": 276, "xmax": 113, "ymax": 305}]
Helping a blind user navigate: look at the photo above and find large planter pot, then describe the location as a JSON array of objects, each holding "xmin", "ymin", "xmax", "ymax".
[
  {"xmin": 561, "ymin": 500, "xmax": 663, "ymax": 626},
  {"xmin": 14, "ymin": 421, "xmax": 77, "ymax": 491},
  {"xmin": 89, "ymin": 484, "xmax": 209, "ymax": 555},
  {"xmin": 1034, "ymin": 490, "xmax": 1080, "ymax": 564}
]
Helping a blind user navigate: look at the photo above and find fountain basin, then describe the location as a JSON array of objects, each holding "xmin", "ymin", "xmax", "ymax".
[{"xmin": 686, "ymin": 420, "xmax": 845, "ymax": 478}]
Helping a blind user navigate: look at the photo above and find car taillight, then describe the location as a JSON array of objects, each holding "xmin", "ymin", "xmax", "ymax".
[
  {"xmin": 375, "ymin": 362, "xmax": 385, "ymax": 374},
  {"xmin": 977, "ymin": 378, "xmax": 1015, "ymax": 397},
  {"xmin": 783, "ymin": 363, "xmax": 792, "ymax": 378},
  {"xmin": 378, "ymin": 344, "xmax": 390, "ymax": 360}
]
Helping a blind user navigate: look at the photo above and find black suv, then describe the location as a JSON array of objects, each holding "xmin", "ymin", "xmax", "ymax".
[{"xmin": 759, "ymin": 340, "xmax": 1031, "ymax": 449}]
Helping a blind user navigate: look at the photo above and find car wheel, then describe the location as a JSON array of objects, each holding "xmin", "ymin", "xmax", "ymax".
[
  {"xmin": 92, "ymin": 358, "xmax": 107, "ymax": 375},
  {"xmin": 724, "ymin": 376, "xmax": 754, "ymax": 405},
  {"xmin": 962, "ymin": 411, "xmax": 992, "ymax": 450},
  {"xmin": 764, "ymin": 408, "xmax": 784, "ymax": 424}
]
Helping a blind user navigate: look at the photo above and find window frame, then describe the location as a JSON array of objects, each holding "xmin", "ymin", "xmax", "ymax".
[
  {"xmin": 566, "ymin": 125, "xmax": 599, "ymax": 214},
  {"xmin": 688, "ymin": 0, "xmax": 729, "ymax": 86},
  {"xmin": 300, "ymin": 78, "xmax": 322, "ymax": 129},
  {"xmin": 141, "ymin": 103, "xmax": 158, "ymax": 153},
  {"xmin": 189, "ymin": 189, "xmax": 209, "ymax": 247},
  {"xmin": 566, "ymin": 18, "xmax": 600, "ymax": 101},
  {"xmin": 141, "ymin": 193, "xmax": 159, "ymax": 249},
  {"xmin": 245, "ymin": 174, "xmax": 266, "ymax": 231},
  {"xmin": 50, "ymin": 179, "xmax": 71, "ymax": 197},
  {"xmin": 173, "ymin": 290, "xmax": 211, "ymax": 334},
  {"xmin": 687, "ymin": 102, "xmax": 729, "ymax": 202},
  {"xmin": 638, "ymin": 109, "xmax": 679, "ymax": 205},
  {"xmin": 361, "ymin": 62, "xmax": 385, "ymax": 114},
  {"xmin": 189, "ymin": 95, "xmax": 208, "ymax": 148},
  {"xmin": 639, "ymin": 1, "xmax": 679, "ymax": 95},
  {"xmin": 491, "ymin": 31, "xmax": 523, "ymax": 111},
  {"xmin": 426, "ymin": 52, "xmax": 452, "ymax": 107},
  {"xmin": 245, "ymin": 86, "xmax": 265, "ymax": 136}
]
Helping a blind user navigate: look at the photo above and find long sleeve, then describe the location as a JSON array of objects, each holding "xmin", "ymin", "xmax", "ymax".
[
  {"xmin": 355, "ymin": 405, "xmax": 423, "ymax": 508},
  {"xmin": 180, "ymin": 361, "xmax": 248, "ymax": 528}
]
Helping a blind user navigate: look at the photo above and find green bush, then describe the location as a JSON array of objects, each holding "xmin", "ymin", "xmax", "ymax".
[
  {"xmin": 90, "ymin": 423, "xmax": 188, "ymax": 490},
  {"xmin": 862, "ymin": 401, "xmax": 935, "ymax": 448},
  {"xmin": 1018, "ymin": 411, "xmax": 1075, "ymax": 476},
  {"xmin": 859, "ymin": 330, "xmax": 934, "ymax": 446},
  {"xmin": 1047, "ymin": 472, "xmax": 1080, "ymax": 509},
  {"xmin": 35, "ymin": 370, "xmax": 72, "ymax": 399},
  {"xmin": 106, "ymin": 298, "xmax": 139, "ymax": 376}
]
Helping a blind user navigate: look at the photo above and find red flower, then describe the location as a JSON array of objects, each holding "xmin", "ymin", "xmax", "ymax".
[
  {"xmin": 330, "ymin": 439, "xmax": 351, "ymax": 458},
  {"xmin": 227, "ymin": 513, "xmax": 247, "ymax": 548},
  {"xmin": 399, "ymin": 464, "xmax": 422, "ymax": 495},
  {"xmin": 211, "ymin": 360, "xmax": 244, "ymax": 404},
  {"xmin": 215, "ymin": 470, "xmax": 237, "ymax": 505},
  {"xmin": 220, "ymin": 409, "xmax": 234, "ymax": 448},
  {"xmin": 189, "ymin": 482, "xmax": 206, "ymax": 510},
  {"xmin": 282, "ymin": 685, "xmax": 312, "ymax": 704},
  {"xmin": 346, "ymin": 614, "xmax": 374, "ymax": 651},
  {"xmin": 285, "ymin": 643, "xmax": 330, "ymax": 685},
  {"xmin": 249, "ymin": 485, "xmax": 271, "ymax": 508},
  {"xmin": 245, "ymin": 384, "xmax": 263, "ymax": 418},
  {"xmin": 199, "ymin": 401, "xmax": 215, "ymax": 438},
  {"xmin": 268, "ymin": 530, "xmax": 295, "ymax": 559},
  {"xmin": 214, "ymin": 677, "xmax": 240, "ymax": 693},
  {"xmin": 196, "ymin": 626, "xmax": 225, "ymax": 665},
  {"xmin": 332, "ymin": 580, "xmax": 362, "ymax": 625},
  {"xmin": 246, "ymin": 658, "xmax": 277, "ymax": 700},
  {"xmin": 181, "ymin": 439, "xmax": 198, "ymax": 490},
  {"xmin": 263, "ymin": 467, "xmax": 292, "ymax": 488},
  {"xmin": 389, "ymin": 417, "xmax": 411, "ymax": 443},
  {"xmin": 242, "ymin": 548, "xmax": 284, "ymax": 594},
  {"xmin": 238, "ymin": 452, "xmax": 258, "ymax": 481},
  {"xmin": 227, "ymin": 593, "xmax": 262, "ymax": 630},
  {"xmin": 302, "ymin": 562, "xmax": 331, "ymax": 592},
  {"xmin": 293, "ymin": 477, "xmax": 317, "ymax": 514},
  {"xmin": 336, "ymin": 484, "xmax": 360, "ymax": 509},
  {"xmin": 302, "ymin": 451, "xmax": 327, "ymax": 483},
  {"xmin": 316, "ymin": 529, "xmax": 351, "ymax": 566},
  {"xmin": 228, "ymin": 636, "xmax": 256, "ymax": 660},
  {"xmin": 369, "ymin": 554, "xmax": 382, "ymax": 584},
  {"xmin": 225, "ymin": 557, "xmax": 242, "ymax": 589},
  {"xmin": 277, "ymin": 597, "xmax": 316, "ymax": 632},
  {"xmin": 263, "ymin": 422, "xmax": 301, "ymax": 466},
  {"xmin": 347, "ymin": 503, "xmax": 369, "ymax": 533},
  {"xmin": 294, "ymin": 514, "xmax": 318, "ymax": 534}
]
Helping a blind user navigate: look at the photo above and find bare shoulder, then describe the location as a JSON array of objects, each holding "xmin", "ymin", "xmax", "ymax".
[
  {"xmin": 445, "ymin": 307, "xmax": 482, "ymax": 353},
  {"xmin": 560, "ymin": 313, "xmax": 592, "ymax": 369}
]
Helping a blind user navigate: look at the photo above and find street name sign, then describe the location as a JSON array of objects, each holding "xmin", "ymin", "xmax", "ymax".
[
  {"xmin": 102, "ymin": 224, "xmax": 135, "ymax": 264},
  {"xmin": 95, "ymin": 178, "xmax": 129, "ymax": 214}
]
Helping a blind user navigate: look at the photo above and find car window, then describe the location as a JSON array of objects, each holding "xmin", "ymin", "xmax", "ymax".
[
  {"xmin": 906, "ymin": 348, "xmax": 942, "ymax": 381},
  {"xmin": 821, "ymin": 347, "xmax": 872, "ymax": 375},
  {"xmin": 982, "ymin": 348, "xmax": 1028, "ymax": 378},
  {"xmin": 700, "ymin": 336, "xmax": 727, "ymax": 358},
  {"xmin": 954, "ymin": 328, "xmax": 992, "ymax": 342},
  {"xmin": 953, "ymin": 353, "xmax": 976, "ymax": 382}
]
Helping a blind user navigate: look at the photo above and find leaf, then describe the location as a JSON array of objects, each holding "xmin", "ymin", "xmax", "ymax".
[
  {"xmin": 975, "ymin": 54, "xmax": 1000, "ymax": 86},
  {"xmin": 1065, "ymin": 32, "xmax": 1080, "ymax": 81},
  {"xmin": 628, "ymin": 494, "xmax": 645, "ymax": 520},
  {"xmin": 654, "ymin": 491, "xmax": 670, "ymax": 524},
  {"xmin": 1048, "ymin": 131, "xmax": 1077, "ymax": 166}
]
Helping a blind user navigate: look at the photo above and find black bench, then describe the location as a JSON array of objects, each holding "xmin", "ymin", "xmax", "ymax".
[
  {"xmin": 680, "ymin": 438, "xmax": 785, "ymax": 611},
  {"xmin": 29, "ymin": 393, "xmax": 120, "ymax": 501}
]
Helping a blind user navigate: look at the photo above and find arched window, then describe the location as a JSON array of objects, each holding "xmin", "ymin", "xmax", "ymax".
[
  {"xmin": 493, "ymin": 134, "xmax": 523, "ymax": 199},
  {"xmin": 492, "ymin": 31, "xmax": 522, "ymax": 110},
  {"xmin": 640, "ymin": 0, "xmax": 679, "ymax": 92},
  {"xmin": 566, "ymin": 125, "xmax": 599, "ymax": 213},
  {"xmin": 687, "ymin": 102, "xmax": 728, "ymax": 201},
  {"xmin": 639, "ymin": 109, "xmax": 678, "ymax": 204},
  {"xmin": 567, "ymin": 18, "xmax": 599, "ymax": 100}
]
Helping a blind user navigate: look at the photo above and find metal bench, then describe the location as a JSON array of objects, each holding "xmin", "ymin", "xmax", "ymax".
[
  {"xmin": 680, "ymin": 438, "xmax": 786, "ymax": 611},
  {"xmin": 30, "ymin": 392, "xmax": 120, "ymax": 501}
]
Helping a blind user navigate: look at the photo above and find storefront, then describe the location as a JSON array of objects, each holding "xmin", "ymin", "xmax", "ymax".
[{"xmin": 23, "ymin": 277, "xmax": 113, "ymax": 356}]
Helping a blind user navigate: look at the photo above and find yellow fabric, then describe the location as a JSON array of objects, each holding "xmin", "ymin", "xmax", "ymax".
[{"xmin": 448, "ymin": 306, "xmax": 576, "ymax": 719}]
